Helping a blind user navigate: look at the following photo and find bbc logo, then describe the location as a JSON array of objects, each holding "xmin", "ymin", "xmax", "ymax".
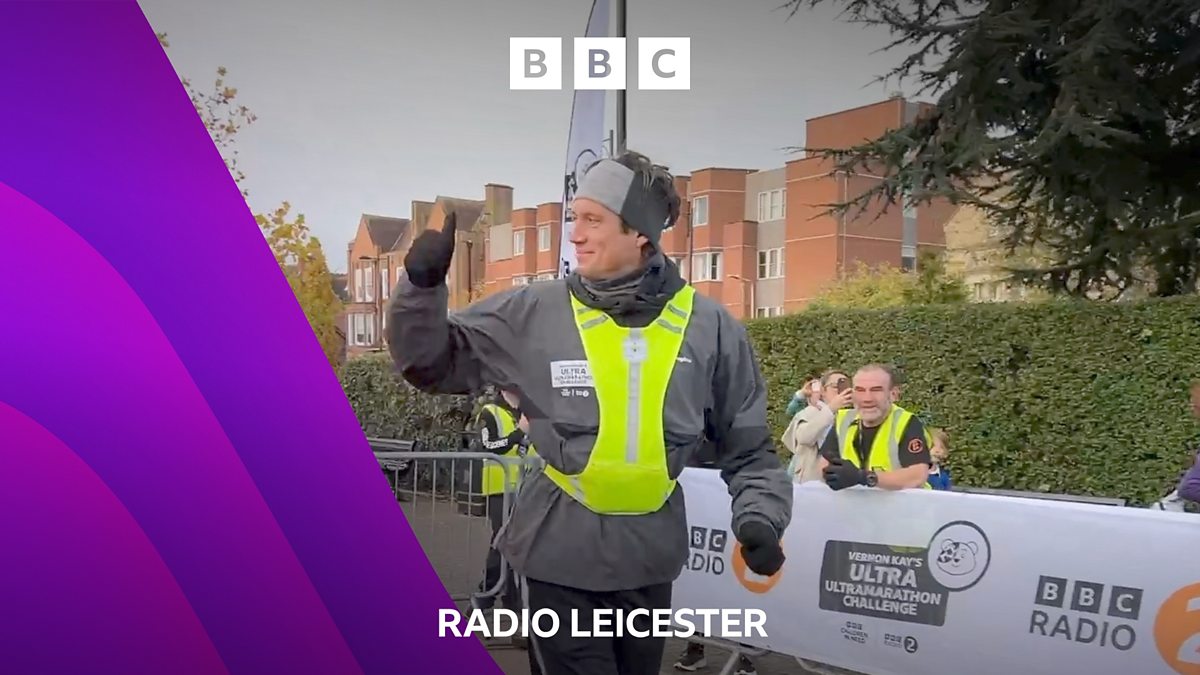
[
  {"xmin": 1033, "ymin": 576, "xmax": 1143, "ymax": 620},
  {"xmin": 509, "ymin": 37, "xmax": 691, "ymax": 91}
]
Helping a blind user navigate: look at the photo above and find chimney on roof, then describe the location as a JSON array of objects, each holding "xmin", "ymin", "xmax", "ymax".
[
  {"xmin": 485, "ymin": 184, "xmax": 513, "ymax": 229},
  {"xmin": 888, "ymin": 91, "xmax": 904, "ymax": 100},
  {"xmin": 411, "ymin": 201, "xmax": 434, "ymax": 233}
]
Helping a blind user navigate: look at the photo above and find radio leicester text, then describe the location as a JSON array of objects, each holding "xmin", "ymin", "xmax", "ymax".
[{"xmin": 439, "ymin": 607, "xmax": 766, "ymax": 639}]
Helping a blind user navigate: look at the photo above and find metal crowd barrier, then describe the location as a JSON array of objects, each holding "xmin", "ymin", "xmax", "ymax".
[
  {"xmin": 370, "ymin": 438, "xmax": 533, "ymax": 610},
  {"xmin": 370, "ymin": 438, "xmax": 859, "ymax": 671}
]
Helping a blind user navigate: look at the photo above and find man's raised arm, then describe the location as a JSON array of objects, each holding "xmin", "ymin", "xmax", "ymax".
[{"xmin": 387, "ymin": 213, "xmax": 527, "ymax": 395}]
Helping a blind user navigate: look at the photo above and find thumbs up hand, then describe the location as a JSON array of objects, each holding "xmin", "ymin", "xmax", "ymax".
[{"xmin": 404, "ymin": 211, "xmax": 458, "ymax": 288}]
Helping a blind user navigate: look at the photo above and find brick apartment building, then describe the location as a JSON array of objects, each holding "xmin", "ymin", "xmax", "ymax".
[{"xmin": 343, "ymin": 96, "xmax": 955, "ymax": 357}]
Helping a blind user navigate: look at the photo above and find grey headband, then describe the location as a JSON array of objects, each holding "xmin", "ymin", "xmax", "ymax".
[{"xmin": 574, "ymin": 159, "xmax": 671, "ymax": 245}]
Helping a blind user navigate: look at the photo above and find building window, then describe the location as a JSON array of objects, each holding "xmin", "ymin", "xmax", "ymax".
[
  {"xmin": 754, "ymin": 306, "xmax": 784, "ymax": 318},
  {"xmin": 692, "ymin": 252, "xmax": 722, "ymax": 282},
  {"xmin": 351, "ymin": 313, "xmax": 378, "ymax": 347},
  {"xmin": 535, "ymin": 272, "xmax": 555, "ymax": 282},
  {"xmin": 757, "ymin": 247, "xmax": 784, "ymax": 279},
  {"xmin": 538, "ymin": 225, "xmax": 551, "ymax": 252},
  {"xmin": 757, "ymin": 189, "xmax": 785, "ymax": 221},
  {"xmin": 973, "ymin": 282, "xmax": 999, "ymax": 302},
  {"xmin": 395, "ymin": 266, "xmax": 403, "ymax": 286},
  {"xmin": 354, "ymin": 267, "xmax": 365, "ymax": 302},
  {"xmin": 691, "ymin": 196, "xmax": 708, "ymax": 227},
  {"xmin": 512, "ymin": 275, "xmax": 532, "ymax": 286},
  {"xmin": 363, "ymin": 265, "xmax": 375, "ymax": 302},
  {"xmin": 381, "ymin": 267, "xmax": 390, "ymax": 298},
  {"xmin": 513, "ymin": 231, "xmax": 525, "ymax": 256}
]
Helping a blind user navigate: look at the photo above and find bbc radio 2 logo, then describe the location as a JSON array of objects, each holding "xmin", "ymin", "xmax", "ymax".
[{"xmin": 509, "ymin": 37, "xmax": 690, "ymax": 90}]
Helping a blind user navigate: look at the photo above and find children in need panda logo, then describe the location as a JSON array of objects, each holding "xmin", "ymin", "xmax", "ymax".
[{"xmin": 927, "ymin": 521, "xmax": 991, "ymax": 591}]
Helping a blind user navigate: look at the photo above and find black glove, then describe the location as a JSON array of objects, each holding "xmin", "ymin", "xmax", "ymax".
[
  {"xmin": 737, "ymin": 521, "xmax": 785, "ymax": 576},
  {"xmin": 404, "ymin": 212, "xmax": 457, "ymax": 288},
  {"xmin": 823, "ymin": 457, "xmax": 866, "ymax": 491},
  {"xmin": 506, "ymin": 429, "xmax": 526, "ymax": 448}
]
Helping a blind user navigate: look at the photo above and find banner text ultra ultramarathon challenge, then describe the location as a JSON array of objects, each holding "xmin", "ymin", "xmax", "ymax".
[{"xmin": 819, "ymin": 542, "xmax": 951, "ymax": 626}]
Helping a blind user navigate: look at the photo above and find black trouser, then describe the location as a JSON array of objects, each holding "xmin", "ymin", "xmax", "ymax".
[
  {"xmin": 524, "ymin": 578, "xmax": 672, "ymax": 675},
  {"xmin": 479, "ymin": 494, "xmax": 520, "ymax": 610}
]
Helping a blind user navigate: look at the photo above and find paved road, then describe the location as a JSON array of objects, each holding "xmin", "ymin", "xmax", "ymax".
[{"xmin": 394, "ymin": 480, "xmax": 856, "ymax": 675}]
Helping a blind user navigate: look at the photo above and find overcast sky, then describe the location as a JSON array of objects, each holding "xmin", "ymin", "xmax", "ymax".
[{"xmin": 139, "ymin": 0, "xmax": 920, "ymax": 272}]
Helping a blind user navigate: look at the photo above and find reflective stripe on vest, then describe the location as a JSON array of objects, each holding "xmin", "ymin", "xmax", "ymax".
[
  {"xmin": 543, "ymin": 285, "xmax": 697, "ymax": 515},
  {"xmin": 478, "ymin": 403, "xmax": 524, "ymax": 495},
  {"xmin": 835, "ymin": 405, "xmax": 931, "ymax": 489}
]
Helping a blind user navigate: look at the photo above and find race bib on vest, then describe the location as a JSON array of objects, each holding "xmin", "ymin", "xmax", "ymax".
[{"xmin": 550, "ymin": 360, "xmax": 594, "ymax": 388}]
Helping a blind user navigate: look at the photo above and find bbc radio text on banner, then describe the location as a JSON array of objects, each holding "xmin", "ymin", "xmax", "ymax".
[{"xmin": 509, "ymin": 37, "xmax": 691, "ymax": 90}]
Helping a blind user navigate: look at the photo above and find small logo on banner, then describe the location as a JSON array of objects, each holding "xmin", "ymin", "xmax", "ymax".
[
  {"xmin": 1154, "ymin": 582, "xmax": 1200, "ymax": 674},
  {"xmin": 883, "ymin": 632, "xmax": 919, "ymax": 654},
  {"xmin": 841, "ymin": 620, "xmax": 868, "ymax": 645},
  {"xmin": 549, "ymin": 360, "xmax": 593, "ymax": 388},
  {"xmin": 927, "ymin": 521, "xmax": 991, "ymax": 591}
]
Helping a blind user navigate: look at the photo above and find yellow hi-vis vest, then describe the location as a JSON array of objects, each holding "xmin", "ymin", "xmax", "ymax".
[
  {"xmin": 834, "ymin": 404, "xmax": 931, "ymax": 489},
  {"xmin": 477, "ymin": 403, "xmax": 533, "ymax": 496},
  {"xmin": 543, "ymin": 285, "xmax": 697, "ymax": 515}
]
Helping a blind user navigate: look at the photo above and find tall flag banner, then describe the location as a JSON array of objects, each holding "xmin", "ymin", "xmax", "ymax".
[{"xmin": 558, "ymin": 0, "xmax": 612, "ymax": 278}]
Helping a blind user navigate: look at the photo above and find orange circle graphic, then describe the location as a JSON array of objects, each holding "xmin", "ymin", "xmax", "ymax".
[
  {"xmin": 731, "ymin": 540, "xmax": 783, "ymax": 594},
  {"xmin": 1155, "ymin": 582, "xmax": 1200, "ymax": 674}
]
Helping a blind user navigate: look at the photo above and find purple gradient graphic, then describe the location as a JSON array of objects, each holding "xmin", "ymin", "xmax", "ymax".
[
  {"xmin": 0, "ymin": 3, "xmax": 499, "ymax": 674},
  {"xmin": 0, "ymin": 402, "xmax": 228, "ymax": 675}
]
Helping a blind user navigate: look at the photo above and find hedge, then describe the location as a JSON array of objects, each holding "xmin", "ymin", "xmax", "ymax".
[
  {"xmin": 338, "ymin": 352, "xmax": 479, "ymax": 451},
  {"xmin": 748, "ymin": 295, "xmax": 1200, "ymax": 506},
  {"xmin": 339, "ymin": 297, "xmax": 1200, "ymax": 507}
]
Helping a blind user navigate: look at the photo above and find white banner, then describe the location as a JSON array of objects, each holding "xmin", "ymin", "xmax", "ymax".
[
  {"xmin": 557, "ymin": 0, "xmax": 611, "ymax": 278},
  {"xmin": 673, "ymin": 467, "xmax": 1200, "ymax": 675}
]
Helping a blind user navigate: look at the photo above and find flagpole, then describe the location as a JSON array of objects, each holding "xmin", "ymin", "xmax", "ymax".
[
  {"xmin": 615, "ymin": 0, "xmax": 626, "ymax": 154},
  {"xmin": 557, "ymin": 0, "xmax": 611, "ymax": 278}
]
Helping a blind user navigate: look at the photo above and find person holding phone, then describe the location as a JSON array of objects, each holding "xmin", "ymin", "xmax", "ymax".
[{"xmin": 781, "ymin": 369, "xmax": 851, "ymax": 483}]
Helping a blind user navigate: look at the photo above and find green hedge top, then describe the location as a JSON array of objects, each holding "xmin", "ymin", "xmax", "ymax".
[
  {"xmin": 338, "ymin": 297, "xmax": 1200, "ymax": 506},
  {"xmin": 747, "ymin": 295, "xmax": 1200, "ymax": 505},
  {"xmin": 338, "ymin": 353, "xmax": 479, "ymax": 452}
]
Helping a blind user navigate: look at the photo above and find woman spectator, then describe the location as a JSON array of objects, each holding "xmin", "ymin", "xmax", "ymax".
[{"xmin": 782, "ymin": 369, "xmax": 851, "ymax": 483}]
